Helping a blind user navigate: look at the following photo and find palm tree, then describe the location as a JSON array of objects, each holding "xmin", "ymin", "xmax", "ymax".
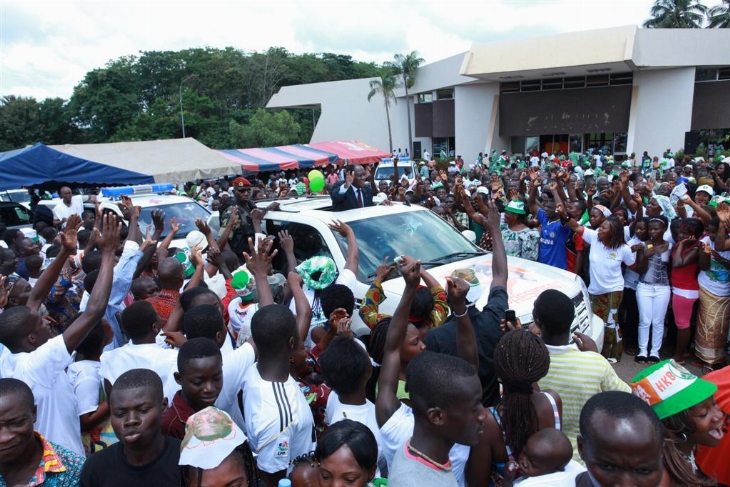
[
  {"xmin": 367, "ymin": 71, "xmax": 400, "ymax": 152},
  {"xmin": 385, "ymin": 51, "xmax": 424, "ymax": 155},
  {"xmin": 708, "ymin": 0, "xmax": 730, "ymax": 28},
  {"xmin": 643, "ymin": 0, "xmax": 708, "ymax": 28}
]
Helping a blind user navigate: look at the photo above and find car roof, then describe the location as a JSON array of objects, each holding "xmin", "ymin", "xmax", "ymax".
[
  {"xmin": 97, "ymin": 193, "xmax": 200, "ymax": 208},
  {"xmin": 258, "ymin": 197, "xmax": 426, "ymax": 224}
]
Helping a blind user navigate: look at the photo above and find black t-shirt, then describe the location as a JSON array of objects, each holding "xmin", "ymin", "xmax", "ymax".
[
  {"xmin": 424, "ymin": 286, "xmax": 508, "ymax": 407},
  {"xmin": 80, "ymin": 436, "xmax": 181, "ymax": 487}
]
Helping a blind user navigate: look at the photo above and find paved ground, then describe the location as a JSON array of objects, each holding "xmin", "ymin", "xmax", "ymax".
[{"xmin": 613, "ymin": 350, "xmax": 704, "ymax": 383}]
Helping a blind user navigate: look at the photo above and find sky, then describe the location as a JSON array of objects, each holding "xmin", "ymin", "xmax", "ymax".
[{"xmin": 0, "ymin": 0, "xmax": 696, "ymax": 101}]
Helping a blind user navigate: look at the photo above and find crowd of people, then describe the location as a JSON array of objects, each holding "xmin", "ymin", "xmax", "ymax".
[{"xmin": 0, "ymin": 145, "xmax": 728, "ymax": 487}]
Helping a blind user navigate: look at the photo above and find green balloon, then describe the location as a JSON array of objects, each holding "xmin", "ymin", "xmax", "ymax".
[{"xmin": 309, "ymin": 169, "xmax": 325, "ymax": 193}]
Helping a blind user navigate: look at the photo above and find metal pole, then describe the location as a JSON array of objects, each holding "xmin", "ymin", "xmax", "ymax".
[{"xmin": 179, "ymin": 74, "xmax": 195, "ymax": 138}]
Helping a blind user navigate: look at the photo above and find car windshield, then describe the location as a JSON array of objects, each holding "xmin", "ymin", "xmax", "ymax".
[
  {"xmin": 374, "ymin": 166, "xmax": 412, "ymax": 181},
  {"xmin": 337, "ymin": 209, "xmax": 484, "ymax": 282},
  {"xmin": 137, "ymin": 202, "xmax": 211, "ymax": 239},
  {"xmin": 0, "ymin": 191, "xmax": 30, "ymax": 204}
]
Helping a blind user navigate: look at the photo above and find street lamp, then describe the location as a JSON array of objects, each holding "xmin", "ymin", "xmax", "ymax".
[{"xmin": 179, "ymin": 74, "xmax": 197, "ymax": 138}]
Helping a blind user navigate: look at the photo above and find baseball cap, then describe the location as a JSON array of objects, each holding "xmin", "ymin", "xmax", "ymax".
[
  {"xmin": 631, "ymin": 359, "xmax": 717, "ymax": 420},
  {"xmin": 696, "ymin": 184, "xmax": 715, "ymax": 197},
  {"xmin": 231, "ymin": 270, "xmax": 255, "ymax": 302},
  {"xmin": 450, "ymin": 268, "xmax": 485, "ymax": 303},
  {"xmin": 174, "ymin": 252, "xmax": 195, "ymax": 279},
  {"xmin": 186, "ymin": 230, "xmax": 208, "ymax": 252},
  {"xmin": 505, "ymin": 200, "xmax": 527, "ymax": 215}
]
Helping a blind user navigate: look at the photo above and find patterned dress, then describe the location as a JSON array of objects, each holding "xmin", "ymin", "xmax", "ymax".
[{"xmin": 499, "ymin": 223, "xmax": 539, "ymax": 261}]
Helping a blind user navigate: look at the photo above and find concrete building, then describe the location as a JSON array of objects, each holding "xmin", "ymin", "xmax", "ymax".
[{"xmin": 268, "ymin": 26, "xmax": 730, "ymax": 161}]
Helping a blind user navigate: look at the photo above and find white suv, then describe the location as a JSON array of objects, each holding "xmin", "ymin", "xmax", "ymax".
[
  {"xmin": 38, "ymin": 184, "xmax": 211, "ymax": 250},
  {"xmin": 245, "ymin": 197, "xmax": 604, "ymax": 348}
]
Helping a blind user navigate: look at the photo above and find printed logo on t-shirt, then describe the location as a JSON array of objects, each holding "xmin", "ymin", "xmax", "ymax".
[{"xmin": 276, "ymin": 440, "xmax": 289, "ymax": 457}]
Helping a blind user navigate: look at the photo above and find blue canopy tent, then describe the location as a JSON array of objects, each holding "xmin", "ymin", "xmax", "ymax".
[{"xmin": 0, "ymin": 143, "xmax": 154, "ymax": 190}]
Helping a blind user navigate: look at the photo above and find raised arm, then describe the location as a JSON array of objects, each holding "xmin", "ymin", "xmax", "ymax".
[
  {"xmin": 156, "ymin": 217, "xmax": 179, "ymax": 262},
  {"xmin": 376, "ymin": 260, "xmax": 420, "ymax": 427},
  {"xmin": 243, "ymin": 236, "xmax": 278, "ymax": 307},
  {"xmin": 527, "ymin": 176, "xmax": 542, "ymax": 217},
  {"xmin": 287, "ymin": 271, "xmax": 312, "ymax": 344},
  {"xmin": 329, "ymin": 220, "xmax": 359, "ymax": 274},
  {"xmin": 27, "ymin": 214, "xmax": 81, "ymax": 311},
  {"xmin": 483, "ymin": 199, "xmax": 507, "ymax": 290},
  {"xmin": 556, "ymin": 202, "xmax": 585, "ymax": 235},
  {"xmin": 447, "ymin": 276, "xmax": 478, "ymax": 370},
  {"xmin": 277, "ymin": 229, "xmax": 298, "ymax": 274},
  {"xmin": 64, "ymin": 214, "xmax": 120, "ymax": 353}
]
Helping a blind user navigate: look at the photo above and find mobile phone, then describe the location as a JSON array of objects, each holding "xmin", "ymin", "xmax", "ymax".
[{"xmin": 505, "ymin": 310, "xmax": 516, "ymax": 323}]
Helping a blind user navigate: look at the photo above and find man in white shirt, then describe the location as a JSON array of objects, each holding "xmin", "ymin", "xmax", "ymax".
[
  {"xmin": 100, "ymin": 300, "xmax": 178, "ymax": 399},
  {"xmin": 243, "ymin": 304, "xmax": 316, "ymax": 487},
  {"xmin": 52, "ymin": 187, "xmax": 96, "ymax": 228},
  {"xmin": 0, "ymin": 213, "xmax": 118, "ymax": 456}
]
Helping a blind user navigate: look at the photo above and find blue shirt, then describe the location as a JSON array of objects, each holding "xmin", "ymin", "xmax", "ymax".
[{"xmin": 537, "ymin": 208, "xmax": 571, "ymax": 270}]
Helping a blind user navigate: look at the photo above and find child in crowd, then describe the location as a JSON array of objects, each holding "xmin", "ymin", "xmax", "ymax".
[
  {"xmin": 289, "ymin": 453, "xmax": 320, "ymax": 487},
  {"xmin": 67, "ymin": 320, "xmax": 117, "ymax": 456},
  {"xmin": 505, "ymin": 428, "xmax": 582, "ymax": 487},
  {"xmin": 161, "ymin": 338, "xmax": 223, "ymax": 439},
  {"xmin": 80, "ymin": 369, "xmax": 181, "ymax": 486}
]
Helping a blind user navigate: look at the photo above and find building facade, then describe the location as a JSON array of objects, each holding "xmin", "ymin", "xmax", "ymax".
[{"xmin": 267, "ymin": 26, "xmax": 730, "ymax": 161}]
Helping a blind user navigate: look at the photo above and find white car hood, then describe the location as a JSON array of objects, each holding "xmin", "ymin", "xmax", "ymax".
[{"xmin": 377, "ymin": 254, "xmax": 582, "ymax": 319}]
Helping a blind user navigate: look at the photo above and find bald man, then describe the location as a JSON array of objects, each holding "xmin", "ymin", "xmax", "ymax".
[
  {"xmin": 146, "ymin": 257, "xmax": 185, "ymax": 326},
  {"xmin": 52, "ymin": 187, "xmax": 96, "ymax": 228}
]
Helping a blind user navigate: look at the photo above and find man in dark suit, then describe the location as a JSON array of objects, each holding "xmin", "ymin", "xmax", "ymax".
[{"xmin": 330, "ymin": 165, "xmax": 374, "ymax": 211}]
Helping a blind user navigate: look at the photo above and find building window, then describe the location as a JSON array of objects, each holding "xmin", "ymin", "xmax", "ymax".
[
  {"xmin": 436, "ymin": 89, "xmax": 453, "ymax": 100},
  {"xmin": 499, "ymin": 73, "xmax": 632, "ymax": 93},
  {"xmin": 525, "ymin": 137, "xmax": 539, "ymax": 155},
  {"xmin": 511, "ymin": 136, "xmax": 526, "ymax": 155},
  {"xmin": 696, "ymin": 69, "xmax": 719, "ymax": 82},
  {"xmin": 418, "ymin": 93, "xmax": 433, "ymax": 103}
]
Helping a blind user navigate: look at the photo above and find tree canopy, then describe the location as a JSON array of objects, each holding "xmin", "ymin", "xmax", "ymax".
[
  {"xmin": 0, "ymin": 47, "xmax": 381, "ymax": 151},
  {"xmin": 643, "ymin": 0, "xmax": 726, "ymax": 27}
]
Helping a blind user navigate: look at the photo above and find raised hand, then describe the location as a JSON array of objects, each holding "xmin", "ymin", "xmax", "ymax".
[
  {"xmin": 345, "ymin": 170, "xmax": 354, "ymax": 187},
  {"xmin": 195, "ymin": 218, "xmax": 212, "ymax": 236},
  {"xmin": 60, "ymin": 214, "xmax": 83, "ymax": 252},
  {"xmin": 140, "ymin": 226, "xmax": 158, "ymax": 252},
  {"xmin": 446, "ymin": 276, "xmax": 469, "ymax": 304},
  {"xmin": 170, "ymin": 217, "xmax": 180, "ymax": 234},
  {"xmin": 243, "ymin": 236, "xmax": 278, "ymax": 276},
  {"xmin": 484, "ymin": 198, "xmax": 500, "ymax": 229},
  {"xmin": 328, "ymin": 219, "xmax": 352, "ymax": 237},
  {"xmin": 278, "ymin": 229, "xmax": 294, "ymax": 253},
  {"xmin": 96, "ymin": 213, "xmax": 121, "ymax": 253},
  {"xmin": 151, "ymin": 210, "xmax": 165, "ymax": 233},
  {"xmin": 0, "ymin": 275, "xmax": 13, "ymax": 309},
  {"xmin": 375, "ymin": 257, "xmax": 396, "ymax": 283},
  {"xmin": 400, "ymin": 259, "xmax": 421, "ymax": 290},
  {"xmin": 189, "ymin": 245, "xmax": 203, "ymax": 269}
]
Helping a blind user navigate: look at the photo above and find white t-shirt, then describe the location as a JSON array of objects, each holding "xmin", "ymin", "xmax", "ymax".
[
  {"xmin": 325, "ymin": 392, "xmax": 381, "ymax": 445},
  {"xmin": 216, "ymin": 342, "xmax": 256, "ymax": 431},
  {"xmin": 243, "ymin": 366, "xmax": 316, "ymax": 474},
  {"xmin": 67, "ymin": 360, "xmax": 103, "ymax": 416},
  {"xmin": 698, "ymin": 236, "xmax": 730, "ymax": 296},
  {"xmin": 0, "ymin": 335, "xmax": 84, "ymax": 455},
  {"xmin": 582, "ymin": 228, "xmax": 635, "ymax": 295},
  {"xmin": 100, "ymin": 342, "xmax": 178, "ymax": 388},
  {"xmin": 514, "ymin": 460, "xmax": 586, "ymax": 486},
  {"xmin": 52, "ymin": 195, "xmax": 85, "ymax": 224},
  {"xmin": 379, "ymin": 403, "xmax": 470, "ymax": 487},
  {"xmin": 228, "ymin": 299, "xmax": 258, "ymax": 344}
]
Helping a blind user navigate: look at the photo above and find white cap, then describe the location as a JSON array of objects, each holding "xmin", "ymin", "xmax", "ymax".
[{"xmin": 186, "ymin": 230, "xmax": 208, "ymax": 252}]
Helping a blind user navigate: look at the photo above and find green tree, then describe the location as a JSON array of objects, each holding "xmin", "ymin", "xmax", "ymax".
[
  {"xmin": 229, "ymin": 108, "xmax": 300, "ymax": 148},
  {"xmin": 385, "ymin": 51, "xmax": 424, "ymax": 154},
  {"xmin": 367, "ymin": 71, "xmax": 400, "ymax": 152},
  {"xmin": 643, "ymin": 0, "xmax": 708, "ymax": 28},
  {"xmin": 708, "ymin": 0, "xmax": 730, "ymax": 27}
]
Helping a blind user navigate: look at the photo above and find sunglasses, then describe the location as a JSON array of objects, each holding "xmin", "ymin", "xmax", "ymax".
[{"xmin": 235, "ymin": 187, "xmax": 251, "ymax": 193}]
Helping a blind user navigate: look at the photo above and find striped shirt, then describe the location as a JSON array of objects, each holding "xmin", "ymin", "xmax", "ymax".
[{"xmin": 538, "ymin": 344, "xmax": 630, "ymax": 464}]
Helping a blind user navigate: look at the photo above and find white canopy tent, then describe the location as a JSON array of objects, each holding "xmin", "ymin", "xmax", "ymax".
[{"xmin": 51, "ymin": 138, "xmax": 242, "ymax": 183}]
